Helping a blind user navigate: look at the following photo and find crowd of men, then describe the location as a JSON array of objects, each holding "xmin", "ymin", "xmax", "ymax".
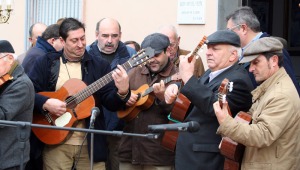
[{"xmin": 0, "ymin": 6, "xmax": 299, "ymax": 170}]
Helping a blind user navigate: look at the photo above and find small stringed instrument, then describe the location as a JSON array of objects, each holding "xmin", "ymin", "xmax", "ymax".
[
  {"xmin": 0, "ymin": 73, "xmax": 13, "ymax": 87},
  {"xmin": 32, "ymin": 47, "xmax": 155, "ymax": 145},
  {"xmin": 161, "ymin": 36, "xmax": 207, "ymax": 152},
  {"xmin": 218, "ymin": 78, "xmax": 252, "ymax": 170},
  {"xmin": 117, "ymin": 73, "xmax": 181, "ymax": 122}
]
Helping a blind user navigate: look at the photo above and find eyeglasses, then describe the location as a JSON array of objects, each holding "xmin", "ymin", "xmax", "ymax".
[
  {"xmin": 0, "ymin": 54, "xmax": 9, "ymax": 60},
  {"xmin": 168, "ymin": 42, "xmax": 178, "ymax": 50},
  {"xmin": 227, "ymin": 24, "xmax": 242, "ymax": 31}
]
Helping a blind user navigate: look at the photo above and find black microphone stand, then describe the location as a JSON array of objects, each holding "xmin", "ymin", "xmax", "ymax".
[
  {"xmin": 89, "ymin": 120, "xmax": 95, "ymax": 170},
  {"xmin": 0, "ymin": 120, "xmax": 160, "ymax": 170}
]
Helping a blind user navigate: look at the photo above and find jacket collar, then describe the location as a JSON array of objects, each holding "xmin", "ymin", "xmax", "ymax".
[{"xmin": 251, "ymin": 67, "xmax": 286, "ymax": 102}]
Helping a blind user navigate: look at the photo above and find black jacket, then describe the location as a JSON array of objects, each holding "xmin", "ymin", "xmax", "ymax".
[{"xmin": 175, "ymin": 63, "xmax": 254, "ymax": 170}]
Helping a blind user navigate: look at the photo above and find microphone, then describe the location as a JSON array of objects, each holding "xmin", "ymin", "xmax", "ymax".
[
  {"xmin": 90, "ymin": 107, "xmax": 100, "ymax": 128},
  {"xmin": 148, "ymin": 121, "xmax": 200, "ymax": 133}
]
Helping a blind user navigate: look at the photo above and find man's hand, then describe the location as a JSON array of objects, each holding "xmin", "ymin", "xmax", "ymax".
[
  {"xmin": 164, "ymin": 84, "xmax": 179, "ymax": 104},
  {"xmin": 112, "ymin": 65, "xmax": 129, "ymax": 95},
  {"xmin": 126, "ymin": 92, "xmax": 138, "ymax": 106},
  {"xmin": 179, "ymin": 53, "xmax": 195, "ymax": 84},
  {"xmin": 43, "ymin": 98, "xmax": 66, "ymax": 117},
  {"xmin": 153, "ymin": 80, "xmax": 165, "ymax": 102},
  {"xmin": 213, "ymin": 101, "xmax": 229, "ymax": 124}
]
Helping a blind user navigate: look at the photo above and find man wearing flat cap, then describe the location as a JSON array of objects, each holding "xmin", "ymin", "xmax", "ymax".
[
  {"xmin": 213, "ymin": 37, "xmax": 300, "ymax": 170},
  {"xmin": 0, "ymin": 40, "xmax": 34, "ymax": 169},
  {"xmin": 118, "ymin": 33, "xmax": 176, "ymax": 170},
  {"xmin": 164, "ymin": 30, "xmax": 253, "ymax": 170}
]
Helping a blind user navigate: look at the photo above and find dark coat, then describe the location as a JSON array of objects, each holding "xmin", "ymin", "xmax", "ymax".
[
  {"xmin": 0, "ymin": 65, "xmax": 34, "ymax": 169},
  {"xmin": 22, "ymin": 37, "xmax": 57, "ymax": 74},
  {"xmin": 27, "ymin": 50, "xmax": 128, "ymax": 162},
  {"xmin": 87, "ymin": 40, "xmax": 136, "ymax": 130},
  {"xmin": 175, "ymin": 63, "xmax": 254, "ymax": 170}
]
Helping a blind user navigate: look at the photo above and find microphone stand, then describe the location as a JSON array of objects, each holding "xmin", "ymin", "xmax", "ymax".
[
  {"xmin": 0, "ymin": 120, "xmax": 160, "ymax": 170},
  {"xmin": 89, "ymin": 121, "xmax": 95, "ymax": 170}
]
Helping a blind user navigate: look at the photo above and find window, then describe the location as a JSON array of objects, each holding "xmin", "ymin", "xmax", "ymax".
[{"xmin": 25, "ymin": 0, "xmax": 83, "ymax": 49}]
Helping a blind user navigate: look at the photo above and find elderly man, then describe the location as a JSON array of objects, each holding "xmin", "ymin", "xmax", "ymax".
[
  {"xmin": 164, "ymin": 30, "xmax": 253, "ymax": 170},
  {"xmin": 158, "ymin": 24, "xmax": 205, "ymax": 78},
  {"xmin": 0, "ymin": 40, "xmax": 35, "ymax": 170},
  {"xmin": 213, "ymin": 37, "xmax": 300, "ymax": 170}
]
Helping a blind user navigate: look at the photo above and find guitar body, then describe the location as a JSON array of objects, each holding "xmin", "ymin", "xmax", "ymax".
[
  {"xmin": 220, "ymin": 112, "xmax": 251, "ymax": 169},
  {"xmin": 31, "ymin": 48, "xmax": 156, "ymax": 145},
  {"xmin": 117, "ymin": 84, "xmax": 155, "ymax": 122},
  {"xmin": 32, "ymin": 79, "xmax": 95, "ymax": 145},
  {"xmin": 161, "ymin": 93, "xmax": 191, "ymax": 152}
]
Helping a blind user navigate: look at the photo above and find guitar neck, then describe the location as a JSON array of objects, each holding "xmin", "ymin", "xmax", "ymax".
[
  {"xmin": 188, "ymin": 36, "xmax": 207, "ymax": 63},
  {"xmin": 70, "ymin": 62, "xmax": 132, "ymax": 105},
  {"xmin": 142, "ymin": 76, "xmax": 174, "ymax": 97}
]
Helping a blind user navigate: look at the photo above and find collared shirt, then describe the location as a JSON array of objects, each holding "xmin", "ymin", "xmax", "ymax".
[
  {"xmin": 209, "ymin": 65, "xmax": 233, "ymax": 82},
  {"xmin": 239, "ymin": 32, "xmax": 263, "ymax": 61}
]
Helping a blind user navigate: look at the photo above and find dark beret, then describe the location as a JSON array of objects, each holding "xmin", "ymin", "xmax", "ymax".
[{"xmin": 205, "ymin": 30, "xmax": 241, "ymax": 47}]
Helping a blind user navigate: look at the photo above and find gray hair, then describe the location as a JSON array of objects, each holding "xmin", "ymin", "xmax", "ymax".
[{"xmin": 226, "ymin": 6, "xmax": 261, "ymax": 32}]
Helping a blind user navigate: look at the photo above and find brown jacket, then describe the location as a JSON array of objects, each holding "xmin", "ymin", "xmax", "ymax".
[
  {"xmin": 118, "ymin": 60, "xmax": 176, "ymax": 165},
  {"xmin": 217, "ymin": 68, "xmax": 300, "ymax": 170},
  {"xmin": 173, "ymin": 47, "xmax": 205, "ymax": 78}
]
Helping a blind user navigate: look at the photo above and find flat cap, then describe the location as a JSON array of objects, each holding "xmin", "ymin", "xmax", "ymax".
[
  {"xmin": 205, "ymin": 30, "xmax": 240, "ymax": 47},
  {"xmin": 141, "ymin": 33, "xmax": 170, "ymax": 55},
  {"xmin": 239, "ymin": 37, "xmax": 283, "ymax": 63},
  {"xmin": 0, "ymin": 40, "xmax": 15, "ymax": 53}
]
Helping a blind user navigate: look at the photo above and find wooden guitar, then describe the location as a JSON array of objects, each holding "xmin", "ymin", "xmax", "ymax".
[
  {"xmin": 161, "ymin": 36, "xmax": 207, "ymax": 152},
  {"xmin": 32, "ymin": 47, "xmax": 155, "ymax": 145},
  {"xmin": 117, "ymin": 73, "xmax": 181, "ymax": 122},
  {"xmin": 217, "ymin": 78, "xmax": 252, "ymax": 170}
]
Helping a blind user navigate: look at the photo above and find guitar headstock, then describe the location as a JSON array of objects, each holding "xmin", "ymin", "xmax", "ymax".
[
  {"xmin": 127, "ymin": 47, "xmax": 155, "ymax": 68},
  {"xmin": 218, "ymin": 78, "xmax": 233, "ymax": 106}
]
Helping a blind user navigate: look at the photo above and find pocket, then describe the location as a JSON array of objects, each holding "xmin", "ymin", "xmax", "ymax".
[
  {"xmin": 243, "ymin": 162, "xmax": 272, "ymax": 170},
  {"xmin": 192, "ymin": 143, "xmax": 220, "ymax": 153}
]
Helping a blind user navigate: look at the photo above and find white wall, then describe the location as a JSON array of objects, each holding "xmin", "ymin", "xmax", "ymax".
[{"xmin": 0, "ymin": 0, "xmax": 221, "ymax": 70}]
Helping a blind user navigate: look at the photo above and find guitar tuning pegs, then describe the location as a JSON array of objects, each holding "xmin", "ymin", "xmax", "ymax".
[
  {"xmin": 228, "ymin": 82, "xmax": 233, "ymax": 92},
  {"xmin": 222, "ymin": 94, "xmax": 226, "ymax": 103}
]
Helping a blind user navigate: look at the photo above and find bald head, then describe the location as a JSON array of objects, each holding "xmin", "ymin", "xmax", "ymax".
[
  {"xmin": 29, "ymin": 23, "xmax": 47, "ymax": 47},
  {"xmin": 158, "ymin": 25, "xmax": 178, "ymax": 40},
  {"xmin": 95, "ymin": 18, "xmax": 122, "ymax": 54},
  {"xmin": 157, "ymin": 25, "xmax": 180, "ymax": 60},
  {"xmin": 96, "ymin": 18, "xmax": 121, "ymax": 33}
]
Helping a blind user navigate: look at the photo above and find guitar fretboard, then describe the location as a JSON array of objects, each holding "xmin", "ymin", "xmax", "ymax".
[
  {"xmin": 65, "ymin": 48, "xmax": 154, "ymax": 107},
  {"xmin": 141, "ymin": 75, "xmax": 174, "ymax": 97}
]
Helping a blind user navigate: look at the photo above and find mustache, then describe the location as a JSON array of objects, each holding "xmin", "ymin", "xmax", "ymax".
[
  {"xmin": 105, "ymin": 43, "xmax": 114, "ymax": 47},
  {"xmin": 148, "ymin": 60, "xmax": 159, "ymax": 65}
]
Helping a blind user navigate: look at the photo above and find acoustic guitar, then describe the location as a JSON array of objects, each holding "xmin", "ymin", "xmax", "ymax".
[
  {"xmin": 32, "ymin": 47, "xmax": 155, "ymax": 145},
  {"xmin": 217, "ymin": 78, "xmax": 252, "ymax": 170},
  {"xmin": 117, "ymin": 72, "xmax": 181, "ymax": 122},
  {"xmin": 161, "ymin": 36, "xmax": 207, "ymax": 152}
]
